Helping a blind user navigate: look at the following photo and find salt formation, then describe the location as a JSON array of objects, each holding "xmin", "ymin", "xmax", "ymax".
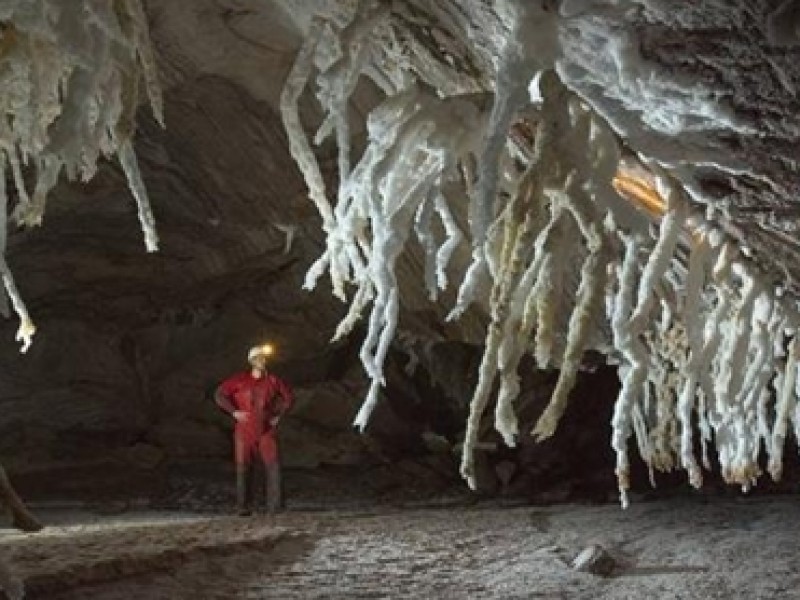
[
  {"xmin": 282, "ymin": 0, "xmax": 800, "ymax": 504},
  {"xmin": 280, "ymin": 0, "xmax": 489, "ymax": 430},
  {"xmin": 0, "ymin": 0, "xmax": 162, "ymax": 351}
]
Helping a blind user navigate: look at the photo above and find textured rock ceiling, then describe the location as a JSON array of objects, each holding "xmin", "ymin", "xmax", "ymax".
[
  {"xmin": 258, "ymin": 0, "xmax": 800, "ymax": 291},
  {"xmin": 145, "ymin": 0, "xmax": 800, "ymax": 311}
]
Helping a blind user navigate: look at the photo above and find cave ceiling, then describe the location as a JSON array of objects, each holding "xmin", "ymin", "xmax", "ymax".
[{"xmin": 141, "ymin": 0, "xmax": 800, "ymax": 300}]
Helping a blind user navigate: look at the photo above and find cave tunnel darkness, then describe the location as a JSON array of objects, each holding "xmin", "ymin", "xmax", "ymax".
[{"xmin": 4, "ymin": 0, "xmax": 800, "ymax": 598}]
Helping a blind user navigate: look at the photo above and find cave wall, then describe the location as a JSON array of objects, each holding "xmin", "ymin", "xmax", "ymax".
[{"xmin": 0, "ymin": 71, "xmax": 354, "ymax": 473}]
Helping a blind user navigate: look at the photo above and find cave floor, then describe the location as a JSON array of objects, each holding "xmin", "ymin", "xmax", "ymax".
[{"xmin": 2, "ymin": 495, "xmax": 800, "ymax": 599}]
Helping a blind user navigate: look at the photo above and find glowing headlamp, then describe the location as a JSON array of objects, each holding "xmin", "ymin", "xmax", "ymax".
[{"xmin": 248, "ymin": 343, "xmax": 275, "ymax": 362}]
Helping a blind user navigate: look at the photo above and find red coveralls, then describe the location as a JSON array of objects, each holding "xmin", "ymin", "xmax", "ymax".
[{"xmin": 217, "ymin": 371, "xmax": 293, "ymax": 466}]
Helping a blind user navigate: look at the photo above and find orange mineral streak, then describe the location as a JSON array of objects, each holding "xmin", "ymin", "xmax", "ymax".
[
  {"xmin": 612, "ymin": 173, "xmax": 666, "ymax": 218},
  {"xmin": 612, "ymin": 171, "xmax": 701, "ymax": 245}
]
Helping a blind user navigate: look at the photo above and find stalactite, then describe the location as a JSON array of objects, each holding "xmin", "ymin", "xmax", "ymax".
[
  {"xmin": 610, "ymin": 234, "xmax": 646, "ymax": 508},
  {"xmin": 769, "ymin": 336, "xmax": 800, "ymax": 482}
]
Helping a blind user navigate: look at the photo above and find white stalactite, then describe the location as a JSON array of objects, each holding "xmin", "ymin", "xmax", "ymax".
[
  {"xmin": 675, "ymin": 227, "xmax": 714, "ymax": 487},
  {"xmin": 0, "ymin": 160, "xmax": 34, "ymax": 353},
  {"xmin": 610, "ymin": 234, "xmax": 645, "ymax": 508},
  {"xmin": 769, "ymin": 335, "xmax": 800, "ymax": 482},
  {"xmin": 628, "ymin": 171, "xmax": 688, "ymax": 333},
  {"xmin": 279, "ymin": 17, "xmax": 338, "ymax": 293},
  {"xmin": 434, "ymin": 193, "xmax": 464, "ymax": 292},
  {"xmin": 119, "ymin": 140, "xmax": 159, "ymax": 252},
  {"xmin": 533, "ymin": 185, "xmax": 609, "ymax": 440}
]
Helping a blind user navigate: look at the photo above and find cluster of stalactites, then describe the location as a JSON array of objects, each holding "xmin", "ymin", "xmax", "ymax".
[
  {"xmin": 0, "ymin": 0, "xmax": 162, "ymax": 351},
  {"xmin": 610, "ymin": 202, "xmax": 800, "ymax": 507},
  {"xmin": 280, "ymin": 0, "xmax": 489, "ymax": 430},
  {"xmin": 458, "ymin": 70, "xmax": 622, "ymax": 489},
  {"xmin": 281, "ymin": 0, "xmax": 800, "ymax": 505},
  {"xmin": 462, "ymin": 133, "xmax": 800, "ymax": 506}
]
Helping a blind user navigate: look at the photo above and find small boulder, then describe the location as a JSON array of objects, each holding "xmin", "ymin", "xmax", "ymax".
[{"xmin": 571, "ymin": 544, "xmax": 616, "ymax": 577}]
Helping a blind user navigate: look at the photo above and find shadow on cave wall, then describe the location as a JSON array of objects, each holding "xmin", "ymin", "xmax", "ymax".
[{"xmin": 364, "ymin": 342, "xmax": 800, "ymax": 506}]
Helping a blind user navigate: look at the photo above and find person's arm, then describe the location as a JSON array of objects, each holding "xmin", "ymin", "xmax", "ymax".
[
  {"xmin": 277, "ymin": 376, "xmax": 294, "ymax": 415},
  {"xmin": 215, "ymin": 376, "xmax": 247, "ymax": 422},
  {"xmin": 214, "ymin": 384, "xmax": 236, "ymax": 414},
  {"xmin": 269, "ymin": 376, "xmax": 294, "ymax": 425}
]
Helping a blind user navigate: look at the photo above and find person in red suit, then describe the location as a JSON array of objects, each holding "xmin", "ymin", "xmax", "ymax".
[{"xmin": 215, "ymin": 343, "xmax": 293, "ymax": 515}]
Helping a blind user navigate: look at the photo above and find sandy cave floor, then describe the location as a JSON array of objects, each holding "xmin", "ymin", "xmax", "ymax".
[{"xmin": 2, "ymin": 496, "xmax": 800, "ymax": 599}]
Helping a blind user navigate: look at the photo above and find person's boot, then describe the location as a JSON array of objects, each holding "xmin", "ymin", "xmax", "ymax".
[
  {"xmin": 265, "ymin": 462, "xmax": 282, "ymax": 514},
  {"xmin": 236, "ymin": 465, "xmax": 252, "ymax": 516}
]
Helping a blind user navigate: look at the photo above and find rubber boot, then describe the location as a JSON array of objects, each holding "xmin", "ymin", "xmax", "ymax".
[
  {"xmin": 265, "ymin": 462, "xmax": 282, "ymax": 514},
  {"xmin": 236, "ymin": 465, "xmax": 252, "ymax": 516}
]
